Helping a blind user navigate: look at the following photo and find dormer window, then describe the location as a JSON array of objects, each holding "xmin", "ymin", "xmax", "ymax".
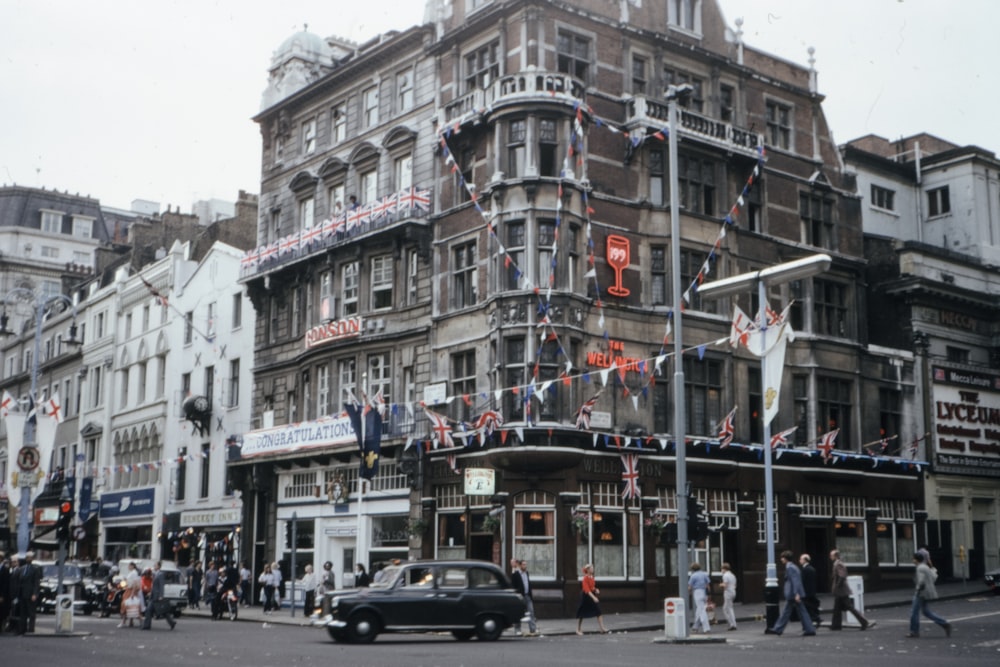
[{"xmin": 41, "ymin": 210, "xmax": 63, "ymax": 234}]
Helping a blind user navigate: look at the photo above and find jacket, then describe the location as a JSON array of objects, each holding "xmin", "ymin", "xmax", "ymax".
[
  {"xmin": 512, "ymin": 570, "xmax": 532, "ymax": 599},
  {"xmin": 782, "ymin": 562, "xmax": 805, "ymax": 601},
  {"xmin": 831, "ymin": 558, "xmax": 851, "ymax": 597},
  {"xmin": 914, "ymin": 562, "xmax": 938, "ymax": 600}
]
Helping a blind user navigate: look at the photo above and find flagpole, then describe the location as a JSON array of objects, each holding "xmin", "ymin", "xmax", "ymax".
[
  {"xmin": 356, "ymin": 374, "xmax": 367, "ymax": 575},
  {"xmin": 757, "ymin": 278, "xmax": 780, "ymax": 628}
]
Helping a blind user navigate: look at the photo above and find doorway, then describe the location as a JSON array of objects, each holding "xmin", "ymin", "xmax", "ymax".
[{"xmin": 803, "ymin": 525, "xmax": 830, "ymax": 591}]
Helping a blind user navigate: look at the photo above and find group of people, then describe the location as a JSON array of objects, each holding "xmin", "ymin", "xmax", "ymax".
[
  {"xmin": 115, "ymin": 560, "xmax": 176, "ymax": 631},
  {"xmin": 0, "ymin": 551, "xmax": 41, "ymax": 635},
  {"xmin": 186, "ymin": 560, "xmax": 253, "ymax": 617}
]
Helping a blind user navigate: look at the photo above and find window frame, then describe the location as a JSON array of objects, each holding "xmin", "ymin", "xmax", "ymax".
[
  {"xmin": 370, "ymin": 255, "xmax": 394, "ymax": 311},
  {"xmin": 766, "ymin": 100, "xmax": 792, "ymax": 150},
  {"xmin": 451, "ymin": 242, "xmax": 477, "ymax": 310},
  {"xmin": 927, "ymin": 186, "xmax": 951, "ymax": 217},
  {"xmin": 556, "ymin": 29, "xmax": 591, "ymax": 82}
]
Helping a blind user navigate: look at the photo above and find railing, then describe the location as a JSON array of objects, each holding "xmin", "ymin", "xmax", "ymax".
[
  {"xmin": 626, "ymin": 96, "xmax": 762, "ymax": 155},
  {"xmin": 239, "ymin": 185, "xmax": 432, "ymax": 280},
  {"xmin": 444, "ymin": 70, "xmax": 586, "ymax": 122}
]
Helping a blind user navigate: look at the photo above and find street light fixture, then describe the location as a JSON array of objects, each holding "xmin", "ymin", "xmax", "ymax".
[
  {"xmin": 697, "ymin": 253, "xmax": 831, "ymax": 627},
  {"xmin": 0, "ymin": 287, "xmax": 82, "ymax": 556}
]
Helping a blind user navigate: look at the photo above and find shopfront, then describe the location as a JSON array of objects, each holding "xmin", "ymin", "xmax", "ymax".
[{"xmin": 99, "ymin": 487, "xmax": 157, "ymax": 562}]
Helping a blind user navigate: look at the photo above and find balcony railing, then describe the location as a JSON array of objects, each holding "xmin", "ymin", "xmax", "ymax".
[
  {"xmin": 239, "ymin": 185, "xmax": 432, "ymax": 280},
  {"xmin": 444, "ymin": 70, "xmax": 586, "ymax": 122},
  {"xmin": 626, "ymin": 96, "xmax": 762, "ymax": 156}
]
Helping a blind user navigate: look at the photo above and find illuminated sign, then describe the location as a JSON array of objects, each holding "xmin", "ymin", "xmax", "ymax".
[
  {"xmin": 606, "ymin": 235, "xmax": 631, "ymax": 297},
  {"xmin": 586, "ymin": 339, "xmax": 642, "ymax": 373},
  {"xmin": 932, "ymin": 366, "xmax": 1000, "ymax": 477},
  {"xmin": 305, "ymin": 316, "xmax": 363, "ymax": 349}
]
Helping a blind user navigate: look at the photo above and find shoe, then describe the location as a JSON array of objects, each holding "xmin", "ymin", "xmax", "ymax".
[
  {"xmin": 764, "ymin": 628, "xmax": 780, "ymax": 635},
  {"xmin": 802, "ymin": 631, "xmax": 816, "ymax": 636},
  {"xmin": 943, "ymin": 623, "xmax": 952, "ymax": 638},
  {"xmin": 906, "ymin": 632, "xmax": 919, "ymax": 638},
  {"xmin": 829, "ymin": 627, "xmax": 842, "ymax": 631},
  {"xmin": 170, "ymin": 622, "xmax": 176, "ymax": 630},
  {"xmin": 117, "ymin": 623, "xmax": 125, "ymax": 628},
  {"xmin": 514, "ymin": 630, "xmax": 522, "ymax": 636},
  {"xmin": 727, "ymin": 626, "xmax": 737, "ymax": 631},
  {"xmin": 862, "ymin": 621, "xmax": 876, "ymax": 631}
]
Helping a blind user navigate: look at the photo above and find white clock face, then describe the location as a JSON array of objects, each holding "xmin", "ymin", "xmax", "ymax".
[{"xmin": 194, "ymin": 396, "xmax": 209, "ymax": 412}]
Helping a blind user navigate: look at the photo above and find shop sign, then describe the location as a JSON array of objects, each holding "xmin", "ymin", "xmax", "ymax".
[
  {"xmin": 240, "ymin": 415, "xmax": 356, "ymax": 458},
  {"xmin": 464, "ymin": 468, "xmax": 495, "ymax": 496},
  {"xmin": 99, "ymin": 487, "xmax": 155, "ymax": 519},
  {"xmin": 932, "ymin": 366, "xmax": 1000, "ymax": 476},
  {"xmin": 304, "ymin": 316, "xmax": 363, "ymax": 349},
  {"xmin": 586, "ymin": 339, "xmax": 643, "ymax": 373},
  {"xmin": 180, "ymin": 508, "xmax": 243, "ymax": 527}
]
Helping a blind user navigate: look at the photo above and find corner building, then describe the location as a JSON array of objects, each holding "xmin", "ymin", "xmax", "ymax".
[{"xmin": 235, "ymin": 0, "xmax": 923, "ymax": 616}]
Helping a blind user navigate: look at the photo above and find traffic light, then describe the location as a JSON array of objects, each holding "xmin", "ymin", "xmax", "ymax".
[
  {"xmin": 56, "ymin": 499, "xmax": 74, "ymax": 541},
  {"xmin": 686, "ymin": 496, "xmax": 710, "ymax": 543}
]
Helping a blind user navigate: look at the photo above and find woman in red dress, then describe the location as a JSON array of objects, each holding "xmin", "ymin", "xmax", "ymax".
[{"xmin": 575, "ymin": 563, "xmax": 608, "ymax": 635}]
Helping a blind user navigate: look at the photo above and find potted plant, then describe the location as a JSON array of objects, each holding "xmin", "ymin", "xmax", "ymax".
[
  {"xmin": 570, "ymin": 511, "xmax": 590, "ymax": 538},
  {"xmin": 644, "ymin": 513, "xmax": 670, "ymax": 543},
  {"xmin": 407, "ymin": 517, "xmax": 428, "ymax": 537},
  {"xmin": 481, "ymin": 514, "xmax": 502, "ymax": 533}
]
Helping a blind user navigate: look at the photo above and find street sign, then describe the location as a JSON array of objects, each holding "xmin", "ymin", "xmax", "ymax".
[
  {"xmin": 17, "ymin": 446, "xmax": 40, "ymax": 471},
  {"xmin": 73, "ymin": 525, "xmax": 86, "ymax": 541}
]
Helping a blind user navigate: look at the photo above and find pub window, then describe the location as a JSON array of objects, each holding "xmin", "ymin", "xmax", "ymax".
[
  {"xmin": 450, "ymin": 350, "xmax": 476, "ymax": 423},
  {"xmin": 556, "ymin": 30, "xmax": 591, "ymax": 81},
  {"xmin": 512, "ymin": 491, "xmax": 556, "ymax": 578},
  {"xmin": 650, "ymin": 246, "xmax": 667, "ymax": 306},
  {"xmin": 504, "ymin": 337, "xmax": 526, "ymax": 421},
  {"xmin": 539, "ymin": 118, "xmax": 560, "ymax": 177},
  {"xmin": 800, "ymin": 192, "xmax": 834, "ymax": 250},
  {"xmin": 766, "ymin": 100, "xmax": 792, "ymax": 150},
  {"xmin": 683, "ymin": 356, "xmax": 722, "ymax": 436},
  {"xmin": 878, "ymin": 387, "xmax": 901, "ymax": 447},
  {"xmin": 817, "ymin": 375, "xmax": 852, "ymax": 451},
  {"xmin": 506, "ymin": 119, "xmax": 526, "ymax": 178},
  {"xmin": 814, "ymin": 279, "xmax": 848, "ymax": 337}
]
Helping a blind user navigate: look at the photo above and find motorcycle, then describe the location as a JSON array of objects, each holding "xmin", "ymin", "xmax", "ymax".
[{"xmin": 100, "ymin": 578, "xmax": 125, "ymax": 618}]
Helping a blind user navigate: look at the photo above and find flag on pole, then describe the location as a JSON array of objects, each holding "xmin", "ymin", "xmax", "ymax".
[
  {"xmin": 344, "ymin": 399, "xmax": 381, "ymax": 480},
  {"xmin": 770, "ymin": 426, "xmax": 797, "ymax": 450},
  {"xmin": 424, "ymin": 408, "xmax": 454, "ymax": 449},
  {"xmin": 575, "ymin": 394, "xmax": 600, "ymax": 430},
  {"xmin": 621, "ymin": 453, "xmax": 640, "ymax": 500},
  {"xmin": 817, "ymin": 429, "xmax": 840, "ymax": 463},
  {"xmin": 45, "ymin": 391, "xmax": 62, "ymax": 424},
  {"xmin": 717, "ymin": 405, "xmax": 737, "ymax": 447},
  {"xmin": 1, "ymin": 390, "xmax": 15, "ymax": 418},
  {"xmin": 729, "ymin": 305, "xmax": 754, "ymax": 348}
]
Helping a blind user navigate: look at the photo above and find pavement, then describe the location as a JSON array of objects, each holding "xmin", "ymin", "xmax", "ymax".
[{"xmin": 174, "ymin": 578, "xmax": 988, "ymax": 639}]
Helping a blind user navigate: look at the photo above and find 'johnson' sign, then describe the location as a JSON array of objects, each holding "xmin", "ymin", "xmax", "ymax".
[{"xmin": 305, "ymin": 316, "xmax": 363, "ymax": 349}]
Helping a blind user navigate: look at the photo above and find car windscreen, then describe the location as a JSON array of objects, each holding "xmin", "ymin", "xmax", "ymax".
[{"xmin": 42, "ymin": 564, "xmax": 81, "ymax": 579}]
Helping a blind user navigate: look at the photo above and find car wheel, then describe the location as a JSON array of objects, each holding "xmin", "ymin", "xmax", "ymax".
[
  {"xmin": 347, "ymin": 611, "xmax": 380, "ymax": 644},
  {"xmin": 452, "ymin": 630, "xmax": 475, "ymax": 641},
  {"xmin": 475, "ymin": 614, "xmax": 504, "ymax": 641},
  {"xmin": 326, "ymin": 627, "xmax": 348, "ymax": 643}
]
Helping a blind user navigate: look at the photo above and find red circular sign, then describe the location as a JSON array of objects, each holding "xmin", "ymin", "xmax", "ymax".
[
  {"xmin": 17, "ymin": 446, "xmax": 39, "ymax": 471},
  {"xmin": 665, "ymin": 600, "xmax": 676, "ymax": 614}
]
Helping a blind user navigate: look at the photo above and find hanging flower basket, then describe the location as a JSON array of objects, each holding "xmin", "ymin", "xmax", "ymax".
[
  {"xmin": 644, "ymin": 513, "xmax": 670, "ymax": 543},
  {"xmin": 407, "ymin": 517, "xmax": 429, "ymax": 537},
  {"xmin": 481, "ymin": 515, "xmax": 502, "ymax": 534},
  {"xmin": 570, "ymin": 511, "xmax": 590, "ymax": 538}
]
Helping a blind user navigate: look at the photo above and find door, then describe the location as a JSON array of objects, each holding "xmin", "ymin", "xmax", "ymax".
[
  {"xmin": 970, "ymin": 521, "xmax": 986, "ymax": 579},
  {"xmin": 802, "ymin": 525, "xmax": 830, "ymax": 592}
]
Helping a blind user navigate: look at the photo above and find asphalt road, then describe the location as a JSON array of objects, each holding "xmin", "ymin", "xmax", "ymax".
[{"xmin": 3, "ymin": 596, "xmax": 998, "ymax": 667}]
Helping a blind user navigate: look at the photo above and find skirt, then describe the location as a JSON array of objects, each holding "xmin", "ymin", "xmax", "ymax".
[{"xmin": 576, "ymin": 592, "xmax": 602, "ymax": 619}]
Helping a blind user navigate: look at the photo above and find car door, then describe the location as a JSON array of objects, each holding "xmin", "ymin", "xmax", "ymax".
[
  {"xmin": 434, "ymin": 565, "xmax": 471, "ymax": 627},
  {"xmin": 379, "ymin": 565, "xmax": 437, "ymax": 628}
]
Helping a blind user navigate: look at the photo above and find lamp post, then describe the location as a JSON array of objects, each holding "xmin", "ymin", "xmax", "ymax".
[
  {"xmin": 667, "ymin": 82, "xmax": 694, "ymax": 615},
  {"xmin": 698, "ymin": 254, "xmax": 831, "ymax": 627},
  {"xmin": 0, "ymin": 288, "xmax": 81, "ymax": 556}
]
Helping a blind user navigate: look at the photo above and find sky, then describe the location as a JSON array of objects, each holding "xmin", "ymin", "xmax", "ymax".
[{"xmin": 1, "ymin": 0, "xmax": 995, "ymax": 213}]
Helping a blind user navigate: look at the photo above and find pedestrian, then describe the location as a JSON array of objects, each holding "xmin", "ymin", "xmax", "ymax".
[
  {"xmin": 828, "ymin": 549, "xmax": 874, "ymax": 630},
  {"xmin": 765, "ymin": 550, "xmax": 816, "ymax": 636},
  {"xmin": 187, "ymin": 561, "xmax": 203, "ymax": 609},
  {"xmin": 354, "ymin": 563, "xmax": 370, "ymax": 588},
  {"xmin": 688, "ymin": 562, "xmax": 712, "ymax": 634},
  {"xmin": 15, "ymin": 551, "xmax": 41, "ymax": 634},
  {"xmin": 273, "ymin": 561, "xmax": 285, "ymax": 608},
  {"xmin": 908, "ymin": 551, "xmax": 951, "ymax": 638},
  {"xmin": 301, "ymin": 564, "xmax": 318, "ymax": 618},
  {"xmin": 575, "ymin": 564, "xmax": 608, "ymax": 635},
  {"xmin": 511, "ymin": 559, "xmax": 538, "ymax": 636},
  {"xmin": 125, "ymin": 561, "xmax": 141, "ymax": 589},
  {"xmin": 0, "ymin": 551, "xmax": 9, "ymax": 634},
  {"xmin": 141, "ymin": 560, "xmax": 176, "ymax": 630},
  {"xmin": 239, "ymin": 561, "xmax": 252, "ymax": 607},
  {"xmin": 119, "ymin": 576, "xmax": 143, "ymax": 628},
  {"xmin": 720, "ymin": 562, "xmax": 738, "ymax": 631},
  {"xmin": 799, "ymin": 553, "xmax": 821, "ymax": 627},
  {"xmin": 203, "ymin": 560, "xmax": 219, "ymax": 611},
  {"xmin": 258, "ymin": 563, "xmax": 277, "ymax": 613}
]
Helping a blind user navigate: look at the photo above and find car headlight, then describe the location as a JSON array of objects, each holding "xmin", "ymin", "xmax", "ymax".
[{"xmin": 330, "ymin": 597, "xmax": 339, "ymax": 610}]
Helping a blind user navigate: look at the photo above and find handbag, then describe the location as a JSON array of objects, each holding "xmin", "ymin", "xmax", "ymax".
[{"xmin": 153, "ymin": 599, "xmax": 172, "ymax": 617}]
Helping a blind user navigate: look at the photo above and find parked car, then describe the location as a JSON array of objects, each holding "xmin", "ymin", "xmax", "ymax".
[
  {"xmin": 321, "ymin": 559, "xmax": 525, "ymax": 644},
  {"xmin": 35, "ymin": 561, "xmax": 99, "ymax": 615},
  {"xmin": 985, "ymin": 567, "xmax": 1000, "ymax": 594},
  {"xmin": 116, "ymin": 559, "xmax": 188, "ymax": 615}
]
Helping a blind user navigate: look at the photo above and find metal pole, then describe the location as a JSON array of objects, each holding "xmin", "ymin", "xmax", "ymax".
[
  {"xmin": 16, "ymin": 298, "xmax": 44, "ymax": 555},
  {"xmin": 667, "ymin": 85, "xmax": 689, "ymax": 619},
  {"xmin": 759, "ymin": 279, "xmax": 779, "ymax": 627},
  {"xmin": 290, "ymin": 512, "xmax": 297, "ymax": 618}
]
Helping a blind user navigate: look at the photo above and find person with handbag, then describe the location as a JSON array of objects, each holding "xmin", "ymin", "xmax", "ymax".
[
  {"xmin": 141, "ymin": 561, "xmax": 176, "ymax": 630},
  {"xmin": 575, "ymin": 564, "xmax": 608, "ymax": 635},
  {"xmin": 908, "ymin": 551, "xmax": 951, "ymax": 638}
]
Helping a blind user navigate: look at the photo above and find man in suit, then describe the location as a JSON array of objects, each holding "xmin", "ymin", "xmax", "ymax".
[
  {"xmin": 142, "ymin": 561, "xmax": 176, "ymax": 630},
  {"xmin": 829, "ymin": 549, "xmax": 874, "ymax": 630},
  {"xmin": 799, "ymin": 553, "xmax": 821, "ymax": 627},
  {"xmin": 766, "ymin": 550, "xmax": 816, "ymax": 636},
  {"xmin": 0, "ymin": 552, "xmax": 10, "ymax": 634},
  {"xmin": 14, "ymin": 551, "xmax": 41, "ymax": 634},
  {"xmin": 511, "ymin": 559, "xmax": 537, "ymax": 636}
]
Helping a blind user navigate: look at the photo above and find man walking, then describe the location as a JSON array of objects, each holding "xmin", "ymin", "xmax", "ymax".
[
  {"xmin": 203, "ymin": 560, "xmax": 219, "ymax": 611},
  {"xmin": 908, "ymin": 551, "xmax": 950, "ymax": 638},
  {"xmin": 829, "ymin": 549, "xmax": 874, "ymax": 630},
  {"xmin": 142, "ymin": 561, "xmax": 176, "ymax": 630},
  {"xmin": 15, "ymin": 551, "xmax": 41, "ymax": 634},
  {"xmin": 720, "ymin": 562, "xmax": 738, "ymax": 631},
  {"xmin": 511, "ymin": 559, "xmax": 538, "ymax": 636},
  {"xmin": 799, "ymin": 554, "xmax": 821, "ymax": 627},
  {"xmin": 766, "ymin": 551, "xmax": 815, "ymax": 636}
]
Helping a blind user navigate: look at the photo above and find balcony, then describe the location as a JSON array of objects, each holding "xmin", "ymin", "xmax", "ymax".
[
  {"xmin": 239, "ymin": 185, "xmax": 432, "ymax": 280},
  {"xmin": 444, "ymin": 70, "xmax": 586, "ymax": 123},
  {"xmin": 626, "ymin": 96, "xmax": 762, "ymax": 157}
]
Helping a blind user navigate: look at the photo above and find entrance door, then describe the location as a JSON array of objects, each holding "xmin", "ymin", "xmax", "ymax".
[
  {"xmin": 469, "ymin": 534, "xmax": 493, "ymax": 562},
  {"xmin": 970, "ymin": 521, "xmax": 986, "ymax": 579},
  {"xmin": 927, "ymin": 520, "xmax": 953, "ymax": 579},
  {"xmin": 803, "ymin": 526, "xmax": 829, "ymax": 591}
]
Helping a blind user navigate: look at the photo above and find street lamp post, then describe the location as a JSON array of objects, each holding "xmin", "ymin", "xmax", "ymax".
[
  {"xmin": 697, "ymin": 254, "xmax": 831, "ymax": 627},
  {"xmin": 0, "ymin": 288, "xmax": 80, "ymax": 556}
]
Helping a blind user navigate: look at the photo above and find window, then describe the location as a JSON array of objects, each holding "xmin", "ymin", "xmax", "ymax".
[
  {"xmin": 817, "ymin": 376, "xmax": 852, "ymax": 450},
  {"xmin": 878, "ymin": 387, "xmax": 901, "ymax": 446},
  {"xmin": 184, "ymin": 311, "xmax": 194, "ymax": 344},
  {"xmin": 73, "ymin": 250, "xmax": 91, "ymax": 265},
  {"xmin": 328, "ymin": 182, "xmax": 345, "ymax": 217},
  {"xmin": 631, "ymin": 55, "xmax": 647, "ymax": 94},
  {"xmin": 290, "ymin": 286, "xmax": 302, "ymax": 338},
  {"xmin": 538, "ymin": 221, "xmax": 556, "ymax": 288},
  {"xmin": 207, "ymin": 301, "xmax": 217, "ymax": 339},
  {"xmin": 338, "ymin": 358, "xmax": 356, "ymax": 406},
  {"xmin": 119, "ymin": 367, "xmax": 130, "ymax": 409},
  {"xmin": 394, "ymin": 155, "xmax": 412, "ymax": 192},
  {"xmin": 302, "ymin": 118, "xmax": 316, "ymax": 154},
  {"xmin": 946, "ymin": 346, "xmax": 970, "ymax": 364},
  {"xmin": 299, "ymin": 196, "xmax": 315, "ymax": 229},
  {"xmin": 156, "ymin": 354, "xmax": 166, "ymax": 398},
  {"xmin": 504, "ymin": 337, "xmax": 526, "ymax": 421},
  {"xmin": 684, "ymin": 357, "xmax": 722, "ymax": 436},
  {"xmin": 41, "ymin": 246, "xmax": 59, "ymax": 258},
  {"xmin": 677, "ymin": 154, "xmax": 715, "ymax": 215},
  {"xmin": 371, "ymin": 255, "xmax": 393, "ymax": 310},
  {"xmin": 452, "ymin": 242, "xmax": 477, "ymax": 309},
  {"xmin": 342, "ymin": 261, "xmax": 359, "ymax": 316},
  {"xmin": 538, "ymin": 118, "xmax": 560, "ymax": 177},
  {"xmin": 567, "ymin": 225, "xmax": 580, "ymax": 292},
  {"xmin": 231, "ymin": 293, "xmax": 242, "ymax": 329},
  {"xmin": 90, "ymin": 365, "xmax": 103, "ymax": 409},
  {"xmin": 41, "ymin": 210, "xmax": 62, "ymax": 233},
  {"xmin": 124, "ymin": 313, "xmax": 133, "ymax": 339},
  {"xmin": 578, "ymin": 483, "xmax": 642, "ymax": 580},
  {"xmin": 95, "ymin": 311, "xmax": 106, "ymax": 338},
  {"xmin": 814, "ymin": 279, "xmax": 848, "ymax": 337},
  {"xmin": 360, "ymin": 168, "xmax": 377, "ymax": 204},
  {"xmin": 363, "ymin": 85, "xmax": 379, "ymax": 127},
  {"xmin": 557, "ymin": 30, "xmax": 590, "ymax": 81},
  {"xmin": 368, "ymin": 352, "xmax": 391, "ymax": 422},
  {"xmin": 228, "ymin": 359, "xmax": 240, "ymax": 408},
  {"xmin": 200, "ymin": 442, "xmax": 210, "ymax": 498},
  {"xmin": 680, "ymin": 249, "xmax": 711, "ymax": 312},
  {"xmin": 663, "ymin": 68, "xmax": 704, "ymax": 112},
  {"xmin": 504, "ymin": 222, "xmax": 525, "ymax": 290},
  {"xmin": 927, "ymin": 186, "xmax": 950, "ymax": 217},
  {"xmin": 406, "ymin": 249, "xmax": 419, "ymax": 306},
  {"xmin": 142, "ymin": 304, "xmax": 150, "ymax": 331},
  {"xmin": 204, "ymin": 365, "xmax": 215, "ymax": 409},
  {"xmin": 270, "ymin": 208, "xmax": 281, "ymax": 244},
  {"xmin": 766, "ymin": 100, "xmax": 792, "ymax": 150},
  {"xmin": 871, "ymin": 184, "xmax": 895, "ymax": 211},
  {"xmin": 800, "ymin": 192, "xmax": 834, "ymax": 249},
  {"xmin": 506, "ymin": 119, "xmax": 526, "ymax": 178},
  {"xmin": 536, "ymin": 341, "xmax": 560, "ymax": 420},
  {"xmin": 720, "ymin": 84, "xmax": 734, "ymax": 122},
  {"xmin": 316, "ymin": 364, "xmax": 330, "ymax": 417},
  {"xmin": 512, "ymin": 491, "xmax": 556, "ymax": 578},
  {"xmin": 649, "ymin": 149, "xmax": 665, "ymax": 206},
  {"xmin": 451, "ymin": 350, "xmax": 476, "ymax": 423},
  {"xmin": 396, "ymin": 70, "xmax": 414, "ymax": 112},
  {"xmin": 464, "ymin": 41, "xmax": 499, "ymax": 92},
  {"xmin": 175, "ymin": 447, "xmax": 187, "ymax": 502},
  {"xmin": 651, "ymin": 246, "xmax": 667, "ymax": 306},
  {"xmin": 137, "ymin": 361, "xmax": 147, "ymax": 403},
  {"xmin": 331, "ymin": 102, "xmax": 347, "ymax": 144},
  {"xmin": 669, "ymin": 0, "xmax": 698, "ymax": 31}
]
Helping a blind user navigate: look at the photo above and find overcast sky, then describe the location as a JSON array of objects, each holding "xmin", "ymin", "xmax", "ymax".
[{"xmin": 1, "ymin": 0, "xmax": 994, "ymax": 212}]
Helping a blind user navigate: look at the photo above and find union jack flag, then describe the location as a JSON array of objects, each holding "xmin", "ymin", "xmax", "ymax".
[
  {"xmin": 372, "ymin": 193, "xmax": 396, "ymax": 220},
  {"xmin": 770, "ymin": 426, "xmax": 797, "ymax": 450},
  {"xmin": 300, "ymin": 224, "xmax": 323, "ymax": 248},
  {"xmin": 446, "ymin": 453, "xmax": 461, "ymax": 475},
  {"xmin": 424, "ymin": 408, "xmax": 454, "ymax": 449},
  {"xmin": 621, "ymin": 453, "xmax": 640, "ymax": 500},
  {"xmin": 322, "ymin": 213, "xmax": 345, "ymax": 238},
  {"xmin": 346, "ymin": 208, "xmax": 363, "ymax": 232},
  {"xmin": 279, "ymin": 233, "xmax": 299, "ymax": 255},
  {"xmin": 717, "ymin": 405, "xmax": 737, "ymax": 447},
  {"xmin": 575, "ymin": 394, "xmax": 600, "ymax": 430},
  {"xmin": 817, "ymin": 428, "xmax": 840, "ymax": 463},
  {"xmin": 240, "ymin": 247, "xmax": 259, "ymax": 272},
  {"xmin": 475, "ymin": 409, "xmax": 504, "ymax": 437},
  {"xmin": 258, "ymin": 242, "xmax": 278, "ymax": 263},
  {"xmin": 359, "ymin": 202, "xmax": 373, "ymax": 225}
]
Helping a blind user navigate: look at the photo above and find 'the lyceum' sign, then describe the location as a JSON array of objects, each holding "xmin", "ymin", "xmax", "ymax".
[{"xmin": 932, "ymin": 366, "xmax": 1000, "ymax": 476}]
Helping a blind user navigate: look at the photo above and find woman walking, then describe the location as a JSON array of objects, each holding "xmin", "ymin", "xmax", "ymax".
[
  {"xmin": 908, "ymin": 551, "xmax": 951, "ymax": 638},
  {"xmin": 575, "ymin": 564, "xmax": 608, "ymax": 635},
  {"xmin": 258, "ymin": 563, "xmax": 277, "ymax": 613}
]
